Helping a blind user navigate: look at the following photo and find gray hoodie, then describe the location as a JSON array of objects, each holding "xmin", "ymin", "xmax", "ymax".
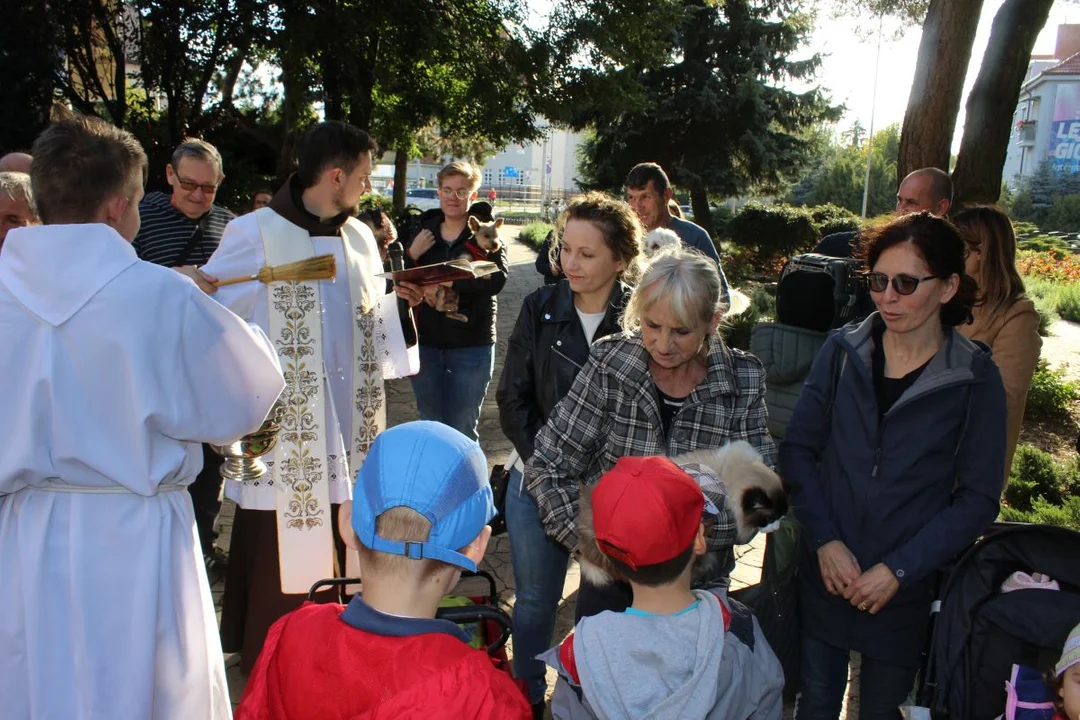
[{"xmin": 542, "ymin": 590, "xmax": 784, "ymax": 720}]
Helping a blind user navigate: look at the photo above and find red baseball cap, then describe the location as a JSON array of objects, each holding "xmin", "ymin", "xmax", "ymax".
[{"xmin": 591, "ymin": 456, "xmax": 705, "ymax": 570}]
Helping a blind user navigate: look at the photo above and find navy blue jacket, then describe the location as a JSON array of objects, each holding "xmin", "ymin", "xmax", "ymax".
[{"xmin": 780, "ymin": 314, "xmax": 1006, "ymax": 665}]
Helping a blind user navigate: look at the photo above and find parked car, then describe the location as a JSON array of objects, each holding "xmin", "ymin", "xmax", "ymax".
[{"xmin": 405, "ymin": 187, "xmax": 441, "ymax": 212}]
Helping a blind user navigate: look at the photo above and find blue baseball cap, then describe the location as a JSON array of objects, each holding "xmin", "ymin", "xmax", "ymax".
[{"xmin": 352, "ymin": 421, "xmax": 495, "ymax": 571}]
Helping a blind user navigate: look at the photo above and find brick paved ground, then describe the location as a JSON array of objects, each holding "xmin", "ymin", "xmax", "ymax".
[{"xmin": 213, "ymin": 227, "xmax": 808, "ymax": 714}]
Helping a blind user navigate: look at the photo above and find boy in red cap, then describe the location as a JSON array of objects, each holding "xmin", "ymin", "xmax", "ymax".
[
  {"xmin": 541, "ymin": 456, "xmax": 784, "ymax": 719},
  {"xmin": 236, "ymin": 421, "xmax": 530, "ymax": 719}
]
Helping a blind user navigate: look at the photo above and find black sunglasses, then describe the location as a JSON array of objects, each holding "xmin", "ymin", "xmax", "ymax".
[{"xmin": 866, "ymin": 272, "xmax": 938, "ymax": 296}]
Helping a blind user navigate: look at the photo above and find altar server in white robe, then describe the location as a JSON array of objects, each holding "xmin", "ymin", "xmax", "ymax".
[
  {"xmin": 199, "ymin": 120, "xmax": 421, "ymax": 673},
  {"xmin": 0, "ymin": 115, "xmax": 285, "ymax": 719}
]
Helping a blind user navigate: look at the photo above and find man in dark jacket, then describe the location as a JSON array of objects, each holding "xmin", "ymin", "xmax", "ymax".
[{"xmin": 813, "ymin": 167, "xmax": 953, "ymax": 258}]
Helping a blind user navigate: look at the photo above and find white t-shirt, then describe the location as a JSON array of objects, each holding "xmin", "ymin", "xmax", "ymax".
[{"xmin": 576, "ymin": 308, "xmax": 608, "ymax": 344}]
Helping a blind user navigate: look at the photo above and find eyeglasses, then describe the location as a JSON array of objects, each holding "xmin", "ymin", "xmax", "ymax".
[
  {"xmin": 866, "ymin": 272, "xmax": 939, "ymax": 295},
  {"xmin": 439, "ymin": 187, "xmax": 473, "ymax": 200},
  {"xmin": 176, "ymin": 176, "xmax": 219, "ymax": 195}
]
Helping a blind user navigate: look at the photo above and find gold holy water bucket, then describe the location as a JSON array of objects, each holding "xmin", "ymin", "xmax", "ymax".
[{"xmin": 211, "ymin": 402, "xmax": 285, "ymax": 481}]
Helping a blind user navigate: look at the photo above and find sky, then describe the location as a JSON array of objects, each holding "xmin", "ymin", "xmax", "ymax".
[{"xmin": 809, "ymin": 1, "xmax": 1078, "ymax": 150}]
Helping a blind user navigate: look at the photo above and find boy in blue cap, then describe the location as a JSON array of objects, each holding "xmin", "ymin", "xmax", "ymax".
[{"xmin": 237, "ymin": 421, "xmax": 531, "ymax": 719}]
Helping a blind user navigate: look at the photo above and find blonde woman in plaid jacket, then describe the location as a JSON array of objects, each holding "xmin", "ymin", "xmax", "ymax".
[{"xmin": 525, "ymin": 245, "xmax": 777, "ymax": 620}]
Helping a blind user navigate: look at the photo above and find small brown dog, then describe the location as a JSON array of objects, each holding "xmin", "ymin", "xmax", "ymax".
[{"xmin": 423, "ymin": 216, "xmax": 504, "ymax": 323}]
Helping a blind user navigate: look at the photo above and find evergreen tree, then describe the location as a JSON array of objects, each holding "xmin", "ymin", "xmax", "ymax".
[{"xmin": 548, "ymin": 0, "xmax": 840, "ymax": 236}]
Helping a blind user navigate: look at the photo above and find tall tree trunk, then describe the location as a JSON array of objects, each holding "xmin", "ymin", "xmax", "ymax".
[
  {"xmin": 952, "ymin": 0, "xmax": 1054, "ymax": 206},
  {"xmin": 897, "ymin": 0, "xmax": 984, "ymax": 183},
  {"xmin": 322, "ymin": 56, "xmax": 345, "ymax": 121},
  {"xmin": 219, "ymin": 46, "xmax": 248, "ymax": 110},
  {"xmin": 393, "ymin": 149, "xmax": 409, "ymax": 213},
  {"xmin": 689, "ymin": 186, "xmax": 713, "ymax": 238}
]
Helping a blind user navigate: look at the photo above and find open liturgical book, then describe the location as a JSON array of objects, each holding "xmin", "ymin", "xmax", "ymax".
[{"xmin": 378, "ymin": 258, "xmax": 499, "ymax": 286}]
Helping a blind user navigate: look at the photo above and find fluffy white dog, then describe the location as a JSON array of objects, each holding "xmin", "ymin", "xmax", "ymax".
[{"xmin": 643, "ymin": 227, "xmax": 681, "ymax": 257}]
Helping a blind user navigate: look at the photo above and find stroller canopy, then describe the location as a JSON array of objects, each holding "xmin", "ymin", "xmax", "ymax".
[{"xmin": 928, "ymin": 524, "xmax": 1080, "ymax": 719}]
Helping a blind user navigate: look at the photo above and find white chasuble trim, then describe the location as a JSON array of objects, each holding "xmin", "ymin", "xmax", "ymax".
[{"xmin": 257, "ymin": 210, "xmax": 334, "ymax": 594}]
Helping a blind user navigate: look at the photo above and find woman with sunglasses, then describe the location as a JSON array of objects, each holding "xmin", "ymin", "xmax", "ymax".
[
  {"xmin": 403, "ymin": 161, "xmax": 508, "ymax": 441},
  {"xmin": 952, "ymin": 205, "xmax": 1041, "ymax": 479},
  {"xmin": 780, "ymin": 212, "xmax": 1007, "ymax": 719}
]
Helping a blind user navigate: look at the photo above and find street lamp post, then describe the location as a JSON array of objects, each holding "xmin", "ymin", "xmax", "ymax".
[{"xmin": 862, "ymin": 12, "xmax": 885, "ymax": 218}]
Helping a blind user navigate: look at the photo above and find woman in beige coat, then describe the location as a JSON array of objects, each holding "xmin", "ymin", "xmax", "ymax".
[{"xmin": 953, "ymin": 205, "xmax": 1042, "ymax": 481}]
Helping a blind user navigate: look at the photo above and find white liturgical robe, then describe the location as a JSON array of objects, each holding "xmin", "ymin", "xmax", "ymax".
[
  {"xmin": 203, "ymin": 206, "xmax": 414, "ymax": 593},
  {"xmin": 0, "ymin": 224, "xmax": 285, "ymax": 720}
]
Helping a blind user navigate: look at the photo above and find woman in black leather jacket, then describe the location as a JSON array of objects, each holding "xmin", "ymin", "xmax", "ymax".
[{"xmin": 496, "ymin": 192, "xmax": 642, "ymax": 716}]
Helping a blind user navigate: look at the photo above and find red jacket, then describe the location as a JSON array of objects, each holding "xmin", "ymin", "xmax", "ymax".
[{"xmin": 237, "ymin": 600, "xmax": 531, "ymax": 720}]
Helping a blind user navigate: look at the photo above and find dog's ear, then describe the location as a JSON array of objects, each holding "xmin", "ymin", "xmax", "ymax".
[
  {"xmin": 576, "ymin": 483, "xmax": 619, "ymax": 586},
  {"xmin": 468, "ymin": 216, "xmax": 480, "ymax": 233},
  {"xmin": 494, "ymin": 217, "xmax": 504, "ymax": 229}
]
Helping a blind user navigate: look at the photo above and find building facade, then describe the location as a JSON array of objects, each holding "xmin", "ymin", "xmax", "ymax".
[{"xmin": 1004, "ymin": 25, "xmax": 1080, "ymax": 187}]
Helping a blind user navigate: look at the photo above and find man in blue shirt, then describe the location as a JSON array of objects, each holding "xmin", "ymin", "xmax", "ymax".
[{"xmin": 625, "ymin": 163, "xmax": 729, "ymax": 303}]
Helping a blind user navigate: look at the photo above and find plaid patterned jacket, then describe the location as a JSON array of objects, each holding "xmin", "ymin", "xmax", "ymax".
[{"xmin": 525, "ymin": 332, "xmax": 777, "ymax": 552}]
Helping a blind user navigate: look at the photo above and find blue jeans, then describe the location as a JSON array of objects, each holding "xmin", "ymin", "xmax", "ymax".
[
  {"xmin": 796, "ymin": 634, "xmax": 918, "ymax": 720},
  {"xmin": 410, "ymin": 345, "xmax": 495, "ymax": 442},
  {"xmin": 504, "ymin": 467, "xmax": 570, "ymax": 704}
]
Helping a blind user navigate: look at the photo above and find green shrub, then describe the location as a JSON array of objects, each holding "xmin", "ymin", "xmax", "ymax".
[
  {"xmin": 720, "ymin": 287, "xmax": 773, "ymax": 351},
  {"xmin": 749, "ymin": 286, "xmax": 776, "ymax": 320},
  {"xmin": 725, "ymin": 203, "xmax": 820, "ymax": 270},
  {"xmin": 1034, "ymin": 300, "xmax": 1056, "ymax": 336},
  {"xmin": 808, "ymin": 203, "xmax": 862, "ymax": 237},
  {"xmin": 1017, "ymin": 234, "xmax": 1073, "ymax": 257},
  {"xmin": 518, "ymin": 222, "xmax": 553, "ymax": 250},
  {"xmin": 1056, "ymin": 284, "xmax": 1080, "ymax": 323},
  {"xmin": 1002, "ymin": 448, "xmax": 1080, "ymax": 529},
  {"xmin": 1001, "ymin": 496, "xmax": 1080, "ymax": 529},
  {"xmin": 1026, "ymin": 277, "xmax": 1061, "ymax": 335},
  {"xmin": 1025, "ymin": 360, "xmax": 1080, "ymax": 419},
  {"xmin": 1045, "ymin": 194, "xmax": 1080, "ymax": 233},
  {"xmin": 1007, "ymin": 445, "xmax": 1062, "ymax": 509},
  {"xmin": 1012, "ymin": 221, "xmax": 1042, "ymax": 238}
]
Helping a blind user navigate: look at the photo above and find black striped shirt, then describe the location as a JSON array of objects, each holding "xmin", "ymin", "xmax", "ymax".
[{"xmin": 132, "ymin": 192, "xmax": 235, "ymax": 268}]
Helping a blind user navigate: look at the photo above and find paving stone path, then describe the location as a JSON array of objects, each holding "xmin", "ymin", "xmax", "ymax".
[{"xmin": 215, "ymin": 226, "xmax": 769, "ymax": 710}]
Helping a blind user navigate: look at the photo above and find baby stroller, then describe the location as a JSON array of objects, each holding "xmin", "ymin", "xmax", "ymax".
[
  {"xmin": 307, "ymin": 570, "xmax": 527, "ymax": 697},
  {"xmin": 919, "ymin": 523, "xmax": 1080, "ymax": 719}
]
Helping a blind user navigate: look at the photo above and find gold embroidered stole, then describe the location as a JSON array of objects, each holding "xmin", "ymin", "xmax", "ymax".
[{"xmin": 256, "ymin": 212, "xmax": 388, "ymax": 593}]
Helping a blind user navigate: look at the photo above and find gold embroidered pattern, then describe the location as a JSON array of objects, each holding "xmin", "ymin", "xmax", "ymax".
[
  {"xmin": 354, "ymin": 306, "xmax": 384, "ymax": 458},
  {"xmin": 274, "ymin": 282, "xmax": 325, "ymax": 530}
]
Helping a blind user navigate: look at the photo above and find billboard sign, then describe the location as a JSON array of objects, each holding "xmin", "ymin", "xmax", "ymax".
[{"xmin": 1049, "ymin": 84, "xmax": 1080, "ymax": 173}]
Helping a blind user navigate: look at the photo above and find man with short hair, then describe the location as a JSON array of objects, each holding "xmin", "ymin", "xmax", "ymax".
[
  {"xmin": 0, "ymin": 152, "xmax": 32, "ymax": 174},
  {"xmin": 814, "ymin": 167, "xmax": 953, "ymax": 258},
  {"xmin": 133, "ymin": 139, "xmax": 234, "ymax": 278},
  {"xmin": 203, "ymin": 120, "xmax": 422, "ymax": 674},
  {"xmin": 0, "ymin": 171, "xmax": 39, "ymax": 251},
  {"xmin": 625, "ymin": 162, "xmax": 730, "ymax": 303},
  {"xmin": 133, "ymin": 139, "xmax": 236, "ymax": 573},
  {"xmin": 0, "ymin": 114, "xmax": 284, "ymax": 719}
]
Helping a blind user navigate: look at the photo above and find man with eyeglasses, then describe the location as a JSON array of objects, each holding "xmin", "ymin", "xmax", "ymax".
[{"xmin": 132, "ymin": 138, "xmax": 236, "ymax": 581}]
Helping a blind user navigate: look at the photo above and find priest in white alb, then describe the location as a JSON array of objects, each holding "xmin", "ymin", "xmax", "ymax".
[
  {"xmin": 0, "ymin": 115, "xmax": 285, "ymax": 718},
  {"xmin": 199, "ymin": 120, "xmax": 421, "ymax": 672}
]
